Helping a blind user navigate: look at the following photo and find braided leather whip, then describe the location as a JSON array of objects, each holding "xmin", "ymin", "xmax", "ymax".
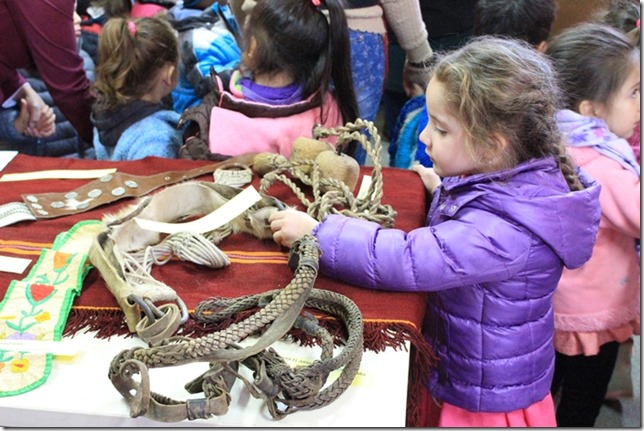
[{"xmin": 108, "ymin": 235, "xmax": 364, "ymax": 422}]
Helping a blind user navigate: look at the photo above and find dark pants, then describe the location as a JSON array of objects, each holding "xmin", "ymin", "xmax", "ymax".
[{"xmin": 551, "ymin": 340, "xmax": 620, "ymax": 427}]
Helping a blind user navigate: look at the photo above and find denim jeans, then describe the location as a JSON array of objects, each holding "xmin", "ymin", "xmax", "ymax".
[{"xmin": 350, "ymin": 29, "xmax": 386, "ymax": 165}]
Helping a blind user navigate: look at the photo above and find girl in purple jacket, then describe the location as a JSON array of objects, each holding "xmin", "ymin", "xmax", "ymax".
[{"xmin": 269, "ymin": 36, "xmax": 602, "ymax": 427}]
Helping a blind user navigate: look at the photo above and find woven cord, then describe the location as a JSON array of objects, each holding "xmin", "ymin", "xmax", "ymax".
[
  {"xmin": 259, "ymin": 119, "xmax": 397, "ymax": 227},
  {"xmin": 108, "ymin": 235, "xmax": 363, "ymax": 422}
]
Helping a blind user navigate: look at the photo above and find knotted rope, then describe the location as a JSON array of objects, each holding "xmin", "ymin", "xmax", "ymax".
[{"xmin": 259, "ymin": 119, "xmax": 397, "ymax": 227}]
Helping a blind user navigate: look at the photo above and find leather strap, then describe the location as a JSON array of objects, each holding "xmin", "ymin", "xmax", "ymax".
[{"xmin": 20, "ymin": 153, "xmax": 257, "ymax": 219}]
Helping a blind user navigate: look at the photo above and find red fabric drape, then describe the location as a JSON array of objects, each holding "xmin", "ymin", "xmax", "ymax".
[{"xmin": 0, "ymin": 154, "xmax": 435, "ymax": 426}]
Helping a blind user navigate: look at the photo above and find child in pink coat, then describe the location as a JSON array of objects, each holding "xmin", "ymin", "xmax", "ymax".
[{"xmin": 546, "ymin": 22, "xmax": 640, "ymax": 427}]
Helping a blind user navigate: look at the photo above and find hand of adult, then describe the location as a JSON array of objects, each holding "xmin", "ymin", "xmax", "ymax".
[
  {"xmin": 269, "ymin": 208, "xmax": 319, "ymax": 249},
  {"xmin": 15, "ymin": 98, "xmax": 56, "ymax": 138},
  {"xmin": 14, "ymin": 84, "xmax": 57, "ymax": 137},
  {"xmin": 27, "ymin": 103, "xmax": 56, "ymax": 137},
  {"xmin": 402, "ymin": 57, "xmax": 433, "ymax": 97}
]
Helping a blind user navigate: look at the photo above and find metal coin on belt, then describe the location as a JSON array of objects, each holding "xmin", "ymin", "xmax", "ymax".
[
  {"xmin": 88, "ymin": 189, "xmax": 102, "ymax": 198},
  {"xmin": 111, "ymin": 187, "xmax": 126, "ymax": 196},
  {"xmin": 213, "ymin": 164, "xmax": 253, "ymax": 188}
]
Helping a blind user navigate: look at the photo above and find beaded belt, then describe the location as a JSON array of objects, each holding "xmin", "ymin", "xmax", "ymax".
[{"xmin": 0, "ymin": 220, "xmax": 101, "ymax": 396}]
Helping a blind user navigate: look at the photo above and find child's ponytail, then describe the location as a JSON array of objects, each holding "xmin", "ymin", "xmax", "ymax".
[{"xmin": 93, "ymin": 16, "xmax": 179, "ymax": 111}]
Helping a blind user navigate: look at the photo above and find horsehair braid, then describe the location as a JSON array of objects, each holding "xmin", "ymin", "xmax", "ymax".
[
  {"xmin": 108, "ymin": 235, "xmax": 364, "ymax": 422},
  {"xmin": 195, "ymin": 287, "xmax": 364, "ymax": 418},
  {"xmin": 110, "ymin": 235, "xmax": 320, "ymax": 367},
  {"xmin": 258, "ymin": 118, "xmax": 397, "ymax": 227}
]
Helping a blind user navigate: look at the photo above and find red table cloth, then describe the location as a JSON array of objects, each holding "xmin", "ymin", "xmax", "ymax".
[{"xmin": 0, "ymin": 154, "xmax": 434, "ymax": 426}]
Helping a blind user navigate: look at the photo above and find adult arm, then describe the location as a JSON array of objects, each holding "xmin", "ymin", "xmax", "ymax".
[
  {"xmin": 14, "ymin": 84, "xmax": 56, "ymax": 137},
  {"xmin": 0, "ymin": 66, "xmax": 27, "ymax": 105},
  {"xmin": 379, "ymin": 0, "xmax": 433, "ymax": 94},
  {"xmin": 5, "ymin": 0, "xmax": 95, "ymax": 143}
]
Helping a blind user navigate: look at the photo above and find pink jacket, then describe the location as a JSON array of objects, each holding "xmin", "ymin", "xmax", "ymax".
[
  {"xmin": 553, "ymin": 146, "xmax": 640, "ymax": 356},
  {"xmin": 208, "ymin": 74, "xmax": 342, "ymax": 157}
]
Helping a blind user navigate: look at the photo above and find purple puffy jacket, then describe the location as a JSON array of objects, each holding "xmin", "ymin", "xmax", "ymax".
[{"xmin": 312, "ymin": 156, "xmax": 601, "ymax": 412}]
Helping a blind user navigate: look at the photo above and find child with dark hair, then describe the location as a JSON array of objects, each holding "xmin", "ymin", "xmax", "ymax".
[
  {"xmin": 595, "ymin": 0, "xmax": 641, "ymax": 164},
  {"xmin": 91, "ymin": 16, "xmax": 183, "ymax": 160},
  {"xmin": 269, "ymin": 36, "xmax": 601, "ymax": 427},
  {"xmin": 545, "ymin": 22, "xmax": 640, "ymax": 427},
  {"xmin": 389, "ymin": 0, "xmax": 558, "ymax": 169},
  {"xmin": 229, "ymin": 0, "xmax": 434, "ymax": 166},
  {"xmin": 180, "ymin": 0, "xmax": 358, "ymax": 159},
  {"xmin": 473, "ymin": 0, "xmax": 557, "ymax": 52}
]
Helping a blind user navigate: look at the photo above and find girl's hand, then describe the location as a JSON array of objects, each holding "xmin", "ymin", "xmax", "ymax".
[
  {"xmin": 269, "ymin": 208, "xmax": 319, "ymax": 248},
  {"xmin": 412, "ymin": 163, "xmax": 441, "ymax": 193}
]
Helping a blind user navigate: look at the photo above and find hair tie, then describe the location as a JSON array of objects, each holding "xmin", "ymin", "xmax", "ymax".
[
  {"xmin": 637, "ymin": 19, "xmax": 640, "ymax": 28},
  {"xmin": 128, "ymin": 21, "xmax": 137, "ymax": 36},
  {"xmin": 311, "ymin": 0, "xmax": 320, "ymax": 6}
]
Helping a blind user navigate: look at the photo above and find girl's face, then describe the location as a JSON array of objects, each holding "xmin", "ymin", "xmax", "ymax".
[
  {"xmin": 419, "ymin": 77, "xmax": 482, "ymax": 177},
  {"xmin": 596, "ymin": 60, "xmax": 641, "ymax": 139}
]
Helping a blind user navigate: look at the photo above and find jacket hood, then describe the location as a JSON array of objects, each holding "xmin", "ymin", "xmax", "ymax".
[
  {"xmin": 440, "ymin": 157, "xmax": 601, "ymax": 269},
  {"xmin": 92, "ymin": 100, "xmax": 164, "ymax": 148}
]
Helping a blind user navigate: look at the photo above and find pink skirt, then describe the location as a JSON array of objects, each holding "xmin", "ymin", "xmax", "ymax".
[{"xmin": 421, "ymin": 389, "xmax": 557, "ymax": 427}]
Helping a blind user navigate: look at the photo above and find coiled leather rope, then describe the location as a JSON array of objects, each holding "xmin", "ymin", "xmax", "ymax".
[{"xmin": 108, "ymin": 235, "xmax": 364, "ymax": 422}]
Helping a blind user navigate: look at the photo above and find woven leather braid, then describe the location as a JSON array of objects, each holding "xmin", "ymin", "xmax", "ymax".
[
  {"xmin": 195, "ymin": 287, "xmax": 364, "ymax": 418},
  {"xmin": 108, "ymin": 235, "xmax": 364, "ymax": 422}
]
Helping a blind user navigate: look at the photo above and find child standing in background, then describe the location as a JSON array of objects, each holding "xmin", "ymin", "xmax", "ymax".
[
  {"xmin": 91, "ymin": 16, "xmax": 184, "ymax": 160},
  {"xmin": 595, "ymin": 0, "xmax": 641, "ymax": 163},
  {"xmin": 229, "ymin": 0, "xmax": 433, "ymax": 166},
  {"xmin": 269, "ymin": 36, "xmax": 602, "ymax": 427},
  {"xmin": 545, "ymin": 22, "xmax": 641, "ymax": 427},
  {"xmin": 180, "ymin": 0, "xmax": 358, "ymax": 160}
]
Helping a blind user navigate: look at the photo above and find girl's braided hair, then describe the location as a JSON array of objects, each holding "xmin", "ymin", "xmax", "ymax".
[{"xmin": 429, "ymin": 36, "xmax": 583, "ymax": 191}]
